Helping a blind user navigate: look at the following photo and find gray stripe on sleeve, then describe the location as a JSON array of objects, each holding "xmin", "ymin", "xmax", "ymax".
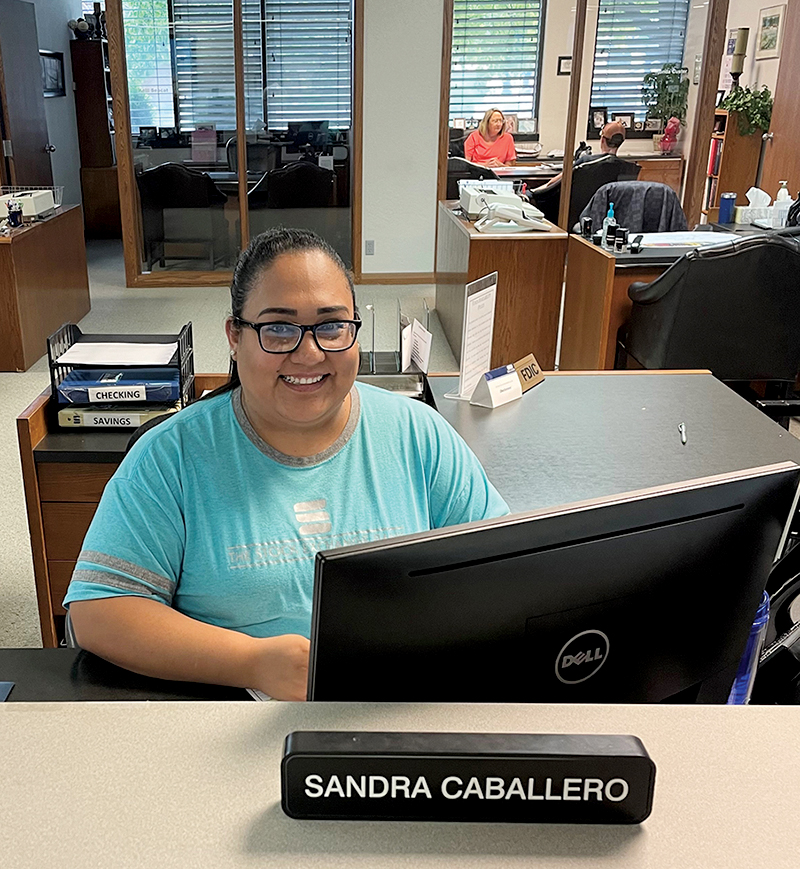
[
  {"xmin": 78, "ymin": 550, "xmax": 176, "ymax": 597},
  {"xmin": 69, "ymin": 569, "xmax": 171, "ymax": 604}
]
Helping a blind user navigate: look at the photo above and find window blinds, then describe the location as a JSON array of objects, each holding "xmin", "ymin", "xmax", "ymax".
[
  {"xmin": 590, "ymin": 0, "xmax": 690, "ymax": 122},
  {"xmin": 449, "ymin": 0, "xmax": 544, "ymax": 122}
]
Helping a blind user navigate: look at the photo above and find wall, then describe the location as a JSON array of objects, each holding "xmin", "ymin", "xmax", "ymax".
[
  {"xmin": 723, "ymin": 0, "xmax": 781, "ymax": 93},
  {"xmin": 360, "ymin": 0, "xmax": 444, "ymax": 275},
  {"xmin": 29, "ymin": 0, "xmax": 83, "ymax": 207}
]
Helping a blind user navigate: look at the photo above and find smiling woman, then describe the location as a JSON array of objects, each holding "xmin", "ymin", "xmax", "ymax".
[{"xmin": 64, "ymin": 228, "xmax": 509, "ymax": 701}]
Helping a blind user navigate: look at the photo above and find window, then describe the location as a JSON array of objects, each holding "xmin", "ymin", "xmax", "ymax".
[
  {"xmin": 590, "ymin": 0, "xmax": 690, "ymax": 124},
  {"xmin": 449, "ymin": 0, "xmax": 545, "ymax": 124},
  {"xmin": 120, "ymin": 0, "xmax": 352, "ymax": 133}
]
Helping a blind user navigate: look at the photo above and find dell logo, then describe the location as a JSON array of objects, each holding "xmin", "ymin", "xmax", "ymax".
[{"xmin": 555, "ymin": 630, "xmax": 610, "ymax": 684}]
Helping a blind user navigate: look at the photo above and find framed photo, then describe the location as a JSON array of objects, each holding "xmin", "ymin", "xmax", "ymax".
[
  {"xmin": 716, "ymin": 89, "xmax": 726, "ymax": 107},
  {"xmin": 756, "ymin": 5, "xmax": 786, "ymax": 60},
  {"xmin": 557, "ymin": 56, "xmax": 572, "ymax": 76},
  {"xmin": 39, "ymin": 50, "xmax": 65, "ymax": 98},
  {"xmin": 644, "ymin": 117, "xmax": 663, "ymax": 132},
  {"xmin": 634, "ymin": 121, "xmax": 644, "ymax": 132},
  {"xmin": 138, "ymin": 126, "xmax": 157, "ymax": 144},
  {"xmin": 504, "ymin": 113, "xmax": 518, "ymax": 134},
  {"xmin": 589, "ymin": 107, "xmax": 607, "ymax": 134},
  {"xmin": 611, "ymin": 112, "xmax": 635, "ymax": 130}
]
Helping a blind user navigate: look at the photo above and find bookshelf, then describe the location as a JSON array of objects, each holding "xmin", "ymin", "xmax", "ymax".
[{"xmin": 702, "ymin": 110, "xmax": 762, "ymax": 218}]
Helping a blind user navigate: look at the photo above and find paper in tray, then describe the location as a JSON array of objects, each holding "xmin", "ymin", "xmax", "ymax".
[{"xmin": 56, "ymin": 368, "xmax": 181, "ymax": 405}]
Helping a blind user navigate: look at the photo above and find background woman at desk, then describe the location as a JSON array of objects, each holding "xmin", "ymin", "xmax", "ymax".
[
  {"xmin": 64, "ymin": 228, "xmax": 508, "ymax": 701},
  {"xmin": 464, "ymin": 108, "xmax": 516, "ymax": 167}
]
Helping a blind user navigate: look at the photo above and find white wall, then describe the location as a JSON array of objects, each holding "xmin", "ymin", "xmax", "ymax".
[
  {"xmin": 723, "ymin": 0, "xmax": 781, "ymax": 93},
  {"xmin": 29, "ymin": 0, "xmax": 83, "ymax": 207},
  {"xmin": 360, "ymin": 0, "xmax": 443, "ymax": 275}
]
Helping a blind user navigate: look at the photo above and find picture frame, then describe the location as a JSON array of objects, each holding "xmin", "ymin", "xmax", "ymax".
[
  {"xmin": 39, "ymin": 50, "xmax": 65, "ymax": 98},
  {"xmin": 644, "ymin": 117, "xmax": 664, "ymax": 133},
  {"xmin": 716, "ymin": 89, "xmax": 726, "ymax": 108},
  {"xmin": 611, "ymin": 112, "xmax": 635, "ymax": 130},
  {"xmin": 504, "ymin": 113, "xmax": 518, "ymax": 134},
  {"xmin": 557, "ymin": 56, "xmax": 572, "ymax": 76},
  {"xmin": 755, "ymin": 5, "xmax": 786, "ymax": 60},
  {"xmin": 589, "ymin": 106, "xmax": 607, "ymax": 134}
]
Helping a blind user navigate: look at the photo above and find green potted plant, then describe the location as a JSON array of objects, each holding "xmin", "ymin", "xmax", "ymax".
[
  {"xmin": 720, "ymin": 85, "xmax": 773, "ymax": 136},
  {"xmin": 641, "ymin": 63, "xmax": 690, "ymax": 151}
]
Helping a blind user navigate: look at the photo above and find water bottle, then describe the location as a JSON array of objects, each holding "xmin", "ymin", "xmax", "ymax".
[{"xmin": 727, "ymin": 591, "xmax": 770, "ymax": 705}]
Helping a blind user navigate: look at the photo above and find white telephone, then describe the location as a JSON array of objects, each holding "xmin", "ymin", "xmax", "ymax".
[{"xmin": 474, "ymin": 202, "xmax": 550, "ymax": 233}]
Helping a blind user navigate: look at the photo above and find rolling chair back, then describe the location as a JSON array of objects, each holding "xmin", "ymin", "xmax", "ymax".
[
  {"xmin": 579, "ymin": 181, "xmax": 687, "ymax": 234},
  {"xmin": 622, "ymin": 235, "xmax": 800, "ymax": 380}
]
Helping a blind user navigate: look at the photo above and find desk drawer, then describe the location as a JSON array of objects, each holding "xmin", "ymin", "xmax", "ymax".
[
  {"xmin": 42, "ymin": 502, "xmax": 97, "ymax": 561},
  {"xmin": 48, "ymin": 561, "xmax": 76, "ymax": 615},
  {"xmin": 38, "ymin": 463, "xmax": 117, "ymax": 502}
]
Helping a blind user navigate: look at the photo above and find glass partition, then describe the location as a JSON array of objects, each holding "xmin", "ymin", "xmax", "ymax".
[
  {"xmin": 123, "ymin": 0, "xmax": 241, "ymax": 273},
  {"xmin": 243, "ymin": 0, "xmax": 353, "ymax": 267}
]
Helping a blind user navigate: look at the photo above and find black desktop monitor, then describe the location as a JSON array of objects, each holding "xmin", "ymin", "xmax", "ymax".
[
  {"xmin": 308, "ymin": 463, "xmax": 800, "ymax": 703},
  {"xmin": 287, "ymin": 120, "xmax": 329, "ymax": 150}
]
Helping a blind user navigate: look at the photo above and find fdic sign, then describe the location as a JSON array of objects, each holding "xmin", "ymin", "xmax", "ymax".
[{"xmin": 282, "ymin": 732, "xmax": 655, "ymax": 823}]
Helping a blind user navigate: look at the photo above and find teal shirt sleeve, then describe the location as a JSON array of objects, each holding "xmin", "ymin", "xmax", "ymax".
[{"xmin": 63, "ymin": 443, "xmax": 185, "ymax": 609}]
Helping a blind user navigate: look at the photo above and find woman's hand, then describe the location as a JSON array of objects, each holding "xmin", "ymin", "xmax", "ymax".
[
  {"xmin": 250, "ymin": 634, "xmax": 310, "ymax": 701},
  {"xmin": 485, "ymin": 158, "xmax": 505, "ymax": 168}
]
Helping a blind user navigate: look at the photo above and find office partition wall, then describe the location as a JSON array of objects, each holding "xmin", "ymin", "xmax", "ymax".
[{"xmin": 106, "ymin": 0, "xmax": 359, "ymax": 287}]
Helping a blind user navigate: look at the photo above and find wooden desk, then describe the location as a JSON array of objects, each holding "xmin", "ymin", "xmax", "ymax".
[
  {"xmin": 560, "ymin": 235, "xmax": 691, "ymax": 370},
  {"xmin": 0, "ymin": 206, "xmax": 90, "ymax": 371},
  {"xmin": 4, "ymin": 700, "xmax": 800, "ymax": 868},
  {"xmin": 629, "ymin": 155, "xmax": 684, "ymax": 195},
  {"xmin": 435, "ymin": 201, "xmax": 568, "ymax": 369}
]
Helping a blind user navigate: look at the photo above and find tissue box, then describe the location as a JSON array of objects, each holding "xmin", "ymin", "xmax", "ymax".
[{"xmin": 733, "ymin": 205, "xmax": 773, "ymax": 225}]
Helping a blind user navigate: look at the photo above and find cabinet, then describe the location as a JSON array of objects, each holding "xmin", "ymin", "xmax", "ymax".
[
  {"xmin": 702, "ymin": 110, "xmax": 761, "ymax": 217},
  {"xmin": 70, "ymin": 39, "xmax": 121, "ymax": 237}
]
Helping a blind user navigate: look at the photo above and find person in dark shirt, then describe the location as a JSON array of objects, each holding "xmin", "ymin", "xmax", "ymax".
[{"xmin": 532, "ymin": 121, "xmax": 626, "ymax": 192}]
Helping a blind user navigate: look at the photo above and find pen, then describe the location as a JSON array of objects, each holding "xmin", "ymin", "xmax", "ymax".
[{"xmin": 678, "ymin": 422, "xmax": 687, "ymax": 446}]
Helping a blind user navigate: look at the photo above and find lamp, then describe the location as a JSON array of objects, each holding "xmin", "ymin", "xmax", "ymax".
[{"xmin": 730, "ymin": 27, "xmax": 749, "ymax": 90}]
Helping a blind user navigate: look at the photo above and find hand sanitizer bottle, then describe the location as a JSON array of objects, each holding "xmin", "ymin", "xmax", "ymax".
[
  {"xmin": 602, "ymin": 202, "xmax": 617, "ymax": 249},
  {"xmin": 776, "ymin": 180, "xmax": 791, "ymax": 201},
  {"xmin": 774, "ymin": 181, "xmax": 792, "ymax": 227}
]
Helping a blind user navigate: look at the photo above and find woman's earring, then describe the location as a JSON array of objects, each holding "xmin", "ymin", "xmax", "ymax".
[{"xmin": 230, "ymin": 349, "xmax": 236, "ymax": 360}]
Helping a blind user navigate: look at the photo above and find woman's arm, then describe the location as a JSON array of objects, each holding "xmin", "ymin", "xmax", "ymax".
[
  {"xmin": 504, "ymin": 134, "xmax": 516, "ymax": 165},
  {"xmin": 464, "ymin": 131, "xmax": 477, "ymax": 162},
  {"xmin": 69, "ymin": 597, "xmax": 309, "ymax": 700}
]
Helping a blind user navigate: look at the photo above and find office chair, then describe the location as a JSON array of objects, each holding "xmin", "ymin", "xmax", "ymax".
[
  {"xmin": 578, "ymin": 181, "xmax": 687, "ymax": 234},
  {"xmin": 529, "ymin": 155, "xmax": 640, "ymax": 228},
  {"xmin": 446, "ymin": 157, "xmax": 499, "ymax": 200},
  {"xmin": 136, "ymin": 162, "xmax": 229, "ymax": 270},
  {"xmin": 448, "ymin": 128, "xmax": 467, "ymax": 159},
  {"xmin": 259, "ymin": 160, "xmax": 336, "ymax": 208},
  {"xmin": 616, "ymin": 234, "xmax": 800, "ymax": 425}
]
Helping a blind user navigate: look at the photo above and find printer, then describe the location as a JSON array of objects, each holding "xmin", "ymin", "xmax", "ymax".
[{"xmin": 0, "ymin": 189, "xmax": 56, "ymax": 221}]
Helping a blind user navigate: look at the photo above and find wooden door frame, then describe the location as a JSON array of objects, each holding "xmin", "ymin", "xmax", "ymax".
[
  {"xmin": 435, "ymin": 0, "xmax": 588, "ymax": 231},
  {"xmin": 107, "ymin": 0, "xmax": 363, "ymax": 288}
]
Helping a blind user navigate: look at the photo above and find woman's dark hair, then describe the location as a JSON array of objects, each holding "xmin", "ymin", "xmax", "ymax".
[{"xmin": 205, "ymin": 227, "xmax": 356, "ymax": 399}]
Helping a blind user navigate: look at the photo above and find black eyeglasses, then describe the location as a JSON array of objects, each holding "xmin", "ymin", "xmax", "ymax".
[{"xmin": 233, "ymin": 315, "xmax": 362, "ymax": 354}]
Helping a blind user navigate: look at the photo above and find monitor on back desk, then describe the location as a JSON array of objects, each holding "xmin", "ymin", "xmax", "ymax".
[
  {"xmin": 286, "ymin": 120, "xmax": 329, "ymax": 151},
  {"xmin": 308, "ymin": 463, "xmax": 800, "ymax": 704}
]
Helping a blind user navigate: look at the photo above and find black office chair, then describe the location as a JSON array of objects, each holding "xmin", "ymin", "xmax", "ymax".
[
  {"xmin": 136, "ymin": 162, "xmax": 229, "ymax": 270},
  {"xmin": 616, "ymin": 234, "xmax": 800, "ymax": 424},
  {"xmin": 529, "ymin": 155, "xmax": 640, "ymax": 228},
  {"xmin": 578, "ymin": 181, "xmax": 687, "ymax": 234},
  {"xmin": 448, "ymin": 128, "xmax": 467, "ymax": 159},
  {"xmin": 260, "ymin": 161, "xmax": 336, "ymax": 208},
  {"xmin": 446, "ymin": 157, "xmax": 498, "ymax": 200}
]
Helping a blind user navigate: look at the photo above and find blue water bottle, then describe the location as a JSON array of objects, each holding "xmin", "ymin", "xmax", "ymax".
[
  {"xmin": 718, "ymin": 192, "xmax": 737, "ymax": 224},
  {"xmin": 727, "ymin": 591, "xmax": 770, "ymax": 705}
]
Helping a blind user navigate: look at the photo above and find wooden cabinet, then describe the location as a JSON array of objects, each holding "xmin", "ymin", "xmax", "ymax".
[
  {"xmin": 702, "ymin": 110, "xmax": 761, "ymax": 217},
  {"xmin": 0, "ymin": 206, "xmax": 90, "ymax": 372},
  {"xmin": 70, "ymin": 39, "xmax": 121, "ymax": 237},
  {"xmin": 632, "ymin": 157, "xmax": 684, "ymax": 196}
]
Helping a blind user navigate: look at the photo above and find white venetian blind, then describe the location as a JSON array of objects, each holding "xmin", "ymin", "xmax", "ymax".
[
  {"xmin": 171, "ymin": 0, "xmax": 263, "ymax": 131},
  {"xmin": 263, "ymin": 0, "xmax": 352, "ymax": 128},
  {"xmin": 449, "ymin": 0, "xmax": 544, "ymax": 122},
  {"xmin": 590, "ymin": 0, "xmax": 690, "ymax": 122}
]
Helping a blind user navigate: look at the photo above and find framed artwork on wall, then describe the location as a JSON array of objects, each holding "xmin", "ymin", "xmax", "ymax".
[
  {"xmin": 611, "ymin": 112, "xmax": 635, "ymax": 130},
  {"xmin": 755, "ymin": 5, "xmax": 786, "ymax": 60},
  {"xmin": 40, "ymin": 50, "xmax": 65, "ymax": 98},
  {"xmin": 557, "ymin": 56, "xmax": 572, "ymax": 76}
]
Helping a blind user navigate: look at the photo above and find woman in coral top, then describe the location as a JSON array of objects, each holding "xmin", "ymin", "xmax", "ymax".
[{"xmin": 464, "ymin": 108, "xmax": 516, "ymax": 167}]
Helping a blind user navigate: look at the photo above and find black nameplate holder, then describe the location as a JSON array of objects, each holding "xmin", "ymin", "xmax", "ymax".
[{"xmin": 281, "ymin": 731, "xmax": 656, "ymax": 824}]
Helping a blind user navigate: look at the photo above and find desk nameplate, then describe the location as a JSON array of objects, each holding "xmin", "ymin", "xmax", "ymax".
[{"xmin": 282, "ymin": 731, "xmax": 656, "ymax": 823}]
